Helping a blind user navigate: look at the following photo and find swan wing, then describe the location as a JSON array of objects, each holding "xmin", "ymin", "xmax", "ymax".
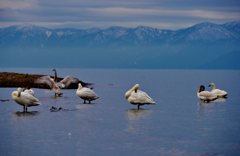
[
  {"xmin": 34, "ymin": 76, "xmax": 54, "ymax": 88},
  {"xmin": 77, "ymin": 88, "xmax": 99, "ymax": 99},
  {"xmin": 138, "ymin": 90, "xmax": 155, "ymax": 103},
  {"xmin": 56, "ymin": 82, "xmax": 65, "ymax": 88},
  {"xmin": 129, "ymin": 90, "xmax": 156, "ymax": 104},
  {"xmin": 212, "ymin": 89, "xmax": 227, "ymax": 97},
  {"xmin": 24, "ymin": 89, "xmax": 35, "ymax": 96},
  {"xmin": 59, "ymin": 76, "xmax": 79, "ymax": 88},
  {"xmin": 198, "ymin": 91, "xmax": 216, "ymax": 98},
  {"xmin": 20, "ymin": 92, "xmax": 41, "ymax": 106}
]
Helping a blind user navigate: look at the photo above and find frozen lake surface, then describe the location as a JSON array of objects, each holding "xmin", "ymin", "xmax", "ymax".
[{"xmin": 0, "ymin": 68, "xmax": 240, "ymax": 155}]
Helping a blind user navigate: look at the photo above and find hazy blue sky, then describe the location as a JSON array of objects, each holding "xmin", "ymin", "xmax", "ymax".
[{"xmin": 0, "ymin": 0, "xmax": 240, "ymax": 30}]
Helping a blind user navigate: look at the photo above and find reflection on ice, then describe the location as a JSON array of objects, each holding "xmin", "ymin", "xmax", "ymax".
[
  {"xmin": 125, "ymin": 109, "xmax": 153, "ymax": 134},
  {"xmin": 126, "ymin": 109, "xmax": 153, "ymax": 121},
  {"xmin": 198, "ymin": 102, "xmax": 218, "ymax": 118},
  {"xmin": 76, "ymin": 104, "xmax": 94, "ymax": 109},
  {"xmin": 215, "ymin": 97, "xmax": 227, "ymax": 102},
  {"xmin": 12, "ymin": 111, "xmax": 40, "ymax": 117},
  {"xmin": 198, "ymin": 97, "xmax": 227, "ymax": 108},
  {"xmin": 198, "ymin": 101, "xmax": 216, "ymax": 107},
  {"xmin": 198, "ymin": 97, "xmax": 227, "ymax": 118}
]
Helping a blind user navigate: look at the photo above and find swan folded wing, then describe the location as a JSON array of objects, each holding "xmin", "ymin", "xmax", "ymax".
[
  {"xmin": 59, "ymin": 76, "xmax": 79, "ymax": 88},
  {"xmin": 24, "ymin": 89, "xmax": 35, "ymax": 96},
  {"xmin": 81, "ymin": 88, "xmax": 98, "ymax": 99},
  {"xmin": 34, "ymin": 76, "xmax": 54, "ymax": 88},
  {"xmin": 138, "ymin": 90, "xmax": 155, "ymax": 103},
  {"xmin": 212, "ymin": 89, "xmax": 227, "ymax": 96},
  {"xmin": 129, "ymin": 90, "xmax": 155, "ymax": 104},
  {"xmin": 20, "ymin": 92, "xmax": 41, "ymax": 106},
  {"xmin": 198, "ymin": 91, "xmax": 216, "ymax": 98}
]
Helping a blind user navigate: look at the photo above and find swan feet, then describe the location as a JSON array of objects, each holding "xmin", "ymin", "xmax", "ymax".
[
  {"xmin": 55, "ymin": 93, "xmax": 62, "ymax": 97},
  {"xmin": 83, "ymin": 100, "xmax": 91, "ymax": 104},
  {"xmin": 23, "ymin": 106, "xmax": 28, "ymax": 112}
]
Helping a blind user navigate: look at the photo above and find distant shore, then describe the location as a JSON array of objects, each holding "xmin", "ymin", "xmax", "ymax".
[{"xmin": 0, "ymin": 72, "xmax": 90, "ymax": 89}]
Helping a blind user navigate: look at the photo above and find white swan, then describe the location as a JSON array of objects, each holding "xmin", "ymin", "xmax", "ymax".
[
  {"xmin": 23, "ymin": 86, "xmax": 35, "ymax": 96},
  {"xmin": 34, "ymin": 69, "xmax": 79, "ymax": 96},
  {"xmin": 197, "ymin": 85, "xmax": 217, "ymax": 102},
  {"xmin": 76, "ymin": 83, "xmax": 99, "ymax": 104},
  {"xmin": 125, "ymin": 84, "xmax": 156, "ymax": 109},
  {"xmin": 11, "ymin": 88, "xmax": 41, "ymax": 112},
  {"xmin": 209, "ymin": 83, "xmax": 227, "ymax": 97}
]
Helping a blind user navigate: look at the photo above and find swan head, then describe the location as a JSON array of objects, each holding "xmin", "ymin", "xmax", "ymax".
[
  {"xmin": 133, "ymin": 84, "xmax": 139, "ymax": 93},
  {"xmin": 198, "ymin": 85, "xmax": 205, "ymax": 93},
  {"xmin": 125, "ymin": 84, "xmax": 139, "ymax": 99},
  {"xmin": 52, "ymin": 69, "xmax": 56, "ymax": 72},
  {"xmin": 208, "ymin": 83, "xmax": 215, "ymax": 87},
  {"xmin": 23, "ymin": 86, "xmax": 30, "ymax": 92}
]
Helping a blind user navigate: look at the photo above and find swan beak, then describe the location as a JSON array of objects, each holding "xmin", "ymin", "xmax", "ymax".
[
  {"xmin": 208, "ymin": 84, "xmax": 211, "ymax": 87},
  {"xmin": 135, "ymin": 89, "xmax": 137, "ymax": 93}
]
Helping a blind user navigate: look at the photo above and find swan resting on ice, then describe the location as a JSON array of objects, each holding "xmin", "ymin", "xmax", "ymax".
[
  {"xmin": 208, "ymin": 83, "xmax": 227, "ymax": 97},
  {"xmin": 76, "ymin": 83, "xmax": 99, "ymax": 104},
  {"xmin": 125, "ymin": 84, "xmax": 156, "ymax": 109},
  {"xmin": 11, "ymin": 87, "xmax": 41, "ymax": 112},
  {"xmin": 197, "ymin": 85, "xmax": 217, "ymax": 102}
]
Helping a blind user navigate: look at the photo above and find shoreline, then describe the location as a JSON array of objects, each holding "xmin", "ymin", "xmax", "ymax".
[{"xmin": 0, "ymin": 72, "xmax": 91, "ymax": 89}]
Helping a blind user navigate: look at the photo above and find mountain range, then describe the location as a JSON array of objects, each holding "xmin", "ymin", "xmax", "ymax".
[{"xmin": 0, "ymin": 21, "xmax": 240, "ymax": 69}]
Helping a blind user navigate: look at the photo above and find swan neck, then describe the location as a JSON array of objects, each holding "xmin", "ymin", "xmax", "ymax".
[
  {"xmin": 126, "ymin": 84, "xmax": 138, "ymax": 98},
  {"xmin": 53, "ymin": 70, "xmax": 57, "ymax": 82},
  {"xmin": 17, "ymin": 88, "xmax": 21, "ymax": 97},
  {"xmin": 211, "ymin": 85, "xmax": 215, "ymax": 91},
  {"xmin": 133, "ymin": 85, "xmax": 139, "ymax": 92},
  {"xmin": 77, "ymin": 84, "xmax": 82, "ymax": 90}
]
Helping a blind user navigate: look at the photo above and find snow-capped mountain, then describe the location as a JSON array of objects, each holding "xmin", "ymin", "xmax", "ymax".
[
  {"xmin": 173, "ymin": 22, "xmax": 240, "ymax": 43},
  {"xmin": 0, "ymin": 21, "xmax": 240, "ymax": 69},
  {"xmin": 1, "ymin": 21, "xmax": 239, "ymax": 48}
]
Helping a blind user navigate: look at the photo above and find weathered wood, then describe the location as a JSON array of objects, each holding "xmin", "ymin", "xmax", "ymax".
[{"xmin": 0, "ymin": 72, "xmax": 91, "ymax": 89}]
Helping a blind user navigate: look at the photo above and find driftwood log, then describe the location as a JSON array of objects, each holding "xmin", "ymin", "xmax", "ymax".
[{"xmin": 0, "ymin": 72, "xmax": 91, "ymax": 89}]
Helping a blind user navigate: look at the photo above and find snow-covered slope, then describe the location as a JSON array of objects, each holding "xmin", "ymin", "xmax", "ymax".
[{"xmin": 1, "ymin": 21, "xmax": 239, "ymax": 48}]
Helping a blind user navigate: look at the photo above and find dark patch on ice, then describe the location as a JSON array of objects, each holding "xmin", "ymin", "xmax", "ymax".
[{"xmin": 50, "ymin": 106, "xmax": 77, "ymax": 112}]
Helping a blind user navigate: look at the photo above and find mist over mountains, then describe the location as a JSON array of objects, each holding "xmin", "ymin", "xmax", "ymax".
[{"xmin": 1, "ymin": 21, "xmax": 240, "ymax": 69}]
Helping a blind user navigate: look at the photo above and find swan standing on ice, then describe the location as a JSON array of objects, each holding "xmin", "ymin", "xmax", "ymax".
[
  {"xmin": 35, "ymin": 76, "xmax": 63, "ymax": 96},
  {"xmin": 125, "ymin": 84, "xmax": 156, "ymax": 109},
  {"xmin": 34, "ymin": 69, "xmax": 79, "ymax": 96},
  {"xmin": 209, "ymin": 83, "xmax": 227, "ymax": 97},
  {"xmin": 76, "ymin": 83, "xmax": 99, "ymax": 104},
  {"xmin": 23, "ymin": 86, "xmax": 35, "ymax": 96},
  {"xmin": 52, "ymin": 69, "xmax": 79, "ymax": 89},
  {"xmin": 197, "ymin": 85, "xmax": 217, "ymax": 102},
  {"xmin": 12, "ymin": 87, "xmax": 41, "ymax": 112}
]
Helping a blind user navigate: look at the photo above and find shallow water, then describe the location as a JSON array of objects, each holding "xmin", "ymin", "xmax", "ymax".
[{"xmin": 0, "ymin": 68, "xmax": 240, "ymax": 155}]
